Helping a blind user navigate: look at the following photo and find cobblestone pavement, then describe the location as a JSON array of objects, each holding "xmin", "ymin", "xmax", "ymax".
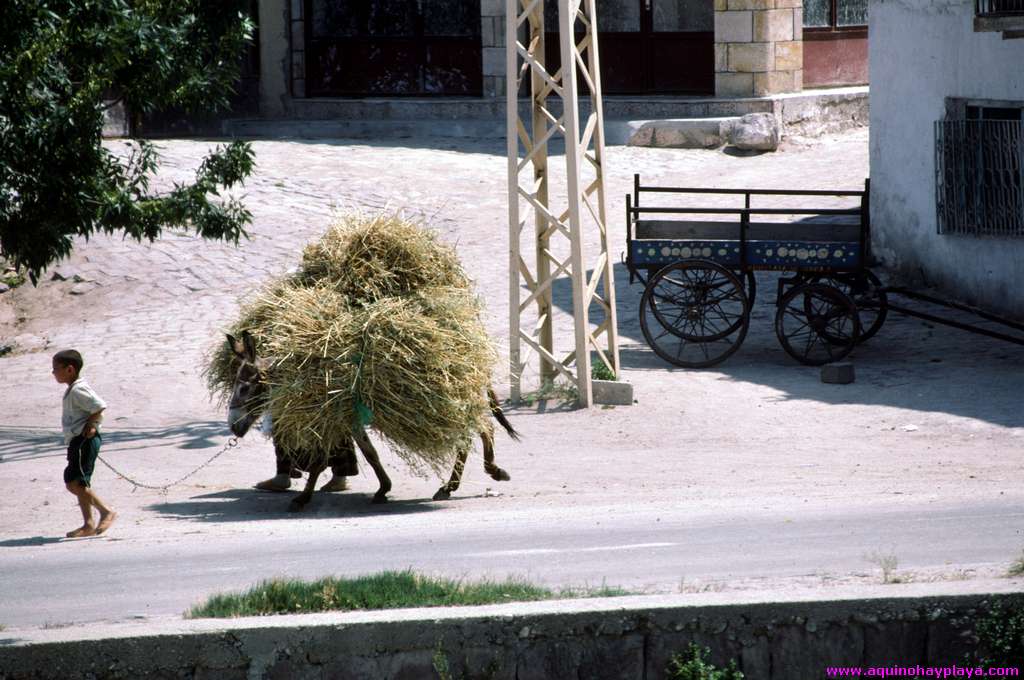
[{"xmin": 2, "ymin": 128, "xmax": 1023, "ymax": 585}]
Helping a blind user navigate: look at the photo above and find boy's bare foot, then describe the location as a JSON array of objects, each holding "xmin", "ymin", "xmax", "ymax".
[
  {"xmin": 96, "ymin": 511, "xmax": 117, "ymax": 535},
  {"xmin": 66, "ymin": 525, "xmax": 96, "ymax": 538}
]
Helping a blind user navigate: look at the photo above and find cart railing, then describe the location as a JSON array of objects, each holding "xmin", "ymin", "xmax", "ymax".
[{"xmin": 626, "ymin": 175, "xmax": 871, "ymax": 274}]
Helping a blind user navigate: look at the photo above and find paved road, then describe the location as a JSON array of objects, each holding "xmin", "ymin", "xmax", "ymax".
[
  {"xmin": 1, "ymin": 500, "xmax": 1021, "ymax": 628},
  {"xmin": 2, "ymin": 129, "xmax": 1023, "ymax": 630}
]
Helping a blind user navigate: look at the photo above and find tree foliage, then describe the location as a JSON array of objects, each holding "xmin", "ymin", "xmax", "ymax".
[{"xmin": 0, "ymin": 0, "xmax": 256, "ymax": 283}]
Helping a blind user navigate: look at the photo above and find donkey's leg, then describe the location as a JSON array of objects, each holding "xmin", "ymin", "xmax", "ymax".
[
  {"xmin": 433, "ymin": 447, "xmax": 469, "ymax": 501},
  {"xmin": 289, "ymin": 461, "xmax": 326, "ymax": 512},
  {"xmin": 481, "ymin": 424, "xmax": 511, "ymax": 482},
  {"xmin": 352, "ymin": 428, "xmax": 391, "ymax": 504}
]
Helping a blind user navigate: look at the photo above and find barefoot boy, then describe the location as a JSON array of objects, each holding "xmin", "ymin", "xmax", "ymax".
[{"xmin": 52, "ymin": 349, "xmax": 116, "ymax": 538}]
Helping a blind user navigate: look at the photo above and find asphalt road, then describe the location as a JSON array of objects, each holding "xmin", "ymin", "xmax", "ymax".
[{"xmin": 2, "ymin": 500, "xmax": 1021, "ymax": 628}]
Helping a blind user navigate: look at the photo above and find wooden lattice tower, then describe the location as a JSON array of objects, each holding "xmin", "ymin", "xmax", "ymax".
[{"xmin": 506, "ymin": 0, "xmax": 620, "ymax": 407}]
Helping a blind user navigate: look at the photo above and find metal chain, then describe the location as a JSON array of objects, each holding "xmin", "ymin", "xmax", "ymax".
[{"xmin": 96, "ymin": 436, "xmax": 240, "ymax": 492}]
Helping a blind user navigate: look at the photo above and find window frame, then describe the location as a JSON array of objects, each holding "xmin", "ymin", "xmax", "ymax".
[{"xmin": 803, "ymin": 0, "xmax": 868, "ymax": 40}]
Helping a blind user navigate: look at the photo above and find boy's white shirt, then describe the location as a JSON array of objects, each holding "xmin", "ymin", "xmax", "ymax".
[{"xmin": 62, "ymin": 378, "xmax": 107, "ymax": 445}]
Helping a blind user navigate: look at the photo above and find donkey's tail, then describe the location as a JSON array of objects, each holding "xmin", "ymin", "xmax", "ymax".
[{"xmin": 488, "ymin": 387, "xmax": 521, "ymax": 441}]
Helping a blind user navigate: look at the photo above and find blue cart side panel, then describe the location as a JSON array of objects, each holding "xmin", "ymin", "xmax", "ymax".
[{"xmin": 630, "ymin": 239, "xmax": 862, "ymax": 271}]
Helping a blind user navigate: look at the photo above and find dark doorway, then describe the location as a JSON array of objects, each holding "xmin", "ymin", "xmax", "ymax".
[
  {"xmin": 544, "ymin": 0, "xmax": 713, "ymax": 95},
  {"xmin": 305, "ymin": 0, "xmax": 482, "ymax": 96}
]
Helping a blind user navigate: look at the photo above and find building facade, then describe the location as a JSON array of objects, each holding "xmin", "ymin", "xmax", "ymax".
[
  {"xmin": 256, "ymin": 0, "xmax": 868, "ymax": 115},
  {"xmin": 869, "ymin": 0, "xmax": 1024, "ymax": 316}
]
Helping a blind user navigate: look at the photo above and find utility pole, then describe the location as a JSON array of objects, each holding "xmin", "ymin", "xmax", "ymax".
[{"xmin": 506, "ymin": 0, "xmax": 620, "ymax": 407}]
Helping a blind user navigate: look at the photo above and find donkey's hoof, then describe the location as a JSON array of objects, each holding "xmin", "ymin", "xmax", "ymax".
[
  {"xmin": 432, "ymin": 488, "xmax": 452, "ymax": 501},
  {"xmin": 490, "ymin": 468, "xmax": 511, "ymax": 482},
  {"xmin": 371, "ymin": 493, "xmax": 388, "ymax": 504}
]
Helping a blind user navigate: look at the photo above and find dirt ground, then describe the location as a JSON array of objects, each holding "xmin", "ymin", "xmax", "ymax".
[{"xmin": 1, "ymin": 128, "xmax": 1023, "ymax": 596}]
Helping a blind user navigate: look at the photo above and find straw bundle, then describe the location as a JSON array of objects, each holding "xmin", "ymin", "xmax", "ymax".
[
  {"xmin": 205, "ymin": 212, "xmax": 497, "ymax": 477},
  {"xmin": 262, "ymin": 286, "xmax": 495, "ymax": 476},
  {"xmin": 297, "ymin": 212, "xmax": 470, "ymax": 303}
]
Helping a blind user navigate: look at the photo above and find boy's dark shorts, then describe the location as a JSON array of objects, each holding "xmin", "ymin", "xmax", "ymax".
[{"xmin": 64, "ymin": 433, "xmax": 102, "ymax": 487}]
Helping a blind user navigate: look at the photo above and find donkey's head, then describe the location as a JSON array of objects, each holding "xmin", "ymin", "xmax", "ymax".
[{"xmin": 226, "ymin": 330, "xmax": 270, "ymax": 438}]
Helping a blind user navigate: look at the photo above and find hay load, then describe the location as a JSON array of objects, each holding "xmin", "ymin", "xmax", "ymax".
[
  {"xmin": 297, "ymin": 213, "xmax": 470, "ymax": 302},
  {"xmin": 206, "ymin": 212, "xmax": 497, "ymax": 478}
]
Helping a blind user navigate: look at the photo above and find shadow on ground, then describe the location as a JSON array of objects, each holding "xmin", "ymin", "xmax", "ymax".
[
  {"xmin": 0, "ymin": 421, "xmax": 230, "ymax": 463},
  {"xmin": 0, "ymin": 536, "xmax": 66, "ymax": 548},
  {"xmin": 145, "ymin": 487, "xmax": 444, "ymax": 523}
]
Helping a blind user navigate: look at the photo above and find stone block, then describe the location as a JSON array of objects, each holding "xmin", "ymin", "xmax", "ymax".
[
  {"xmin": 728, "ymin": 112, "xmax": 780, "ymax": 150},
  {"xmin": 481, "ymin": 0, "xmax": 504, "ymax": 17},
  {"xmin": 793, "ymin": 68, "xmax": 803, "ymax": 90},
  {"xmin": 793, "ymin": 7, "xmax": 804, "ymax": 36},
  {"xmin": 715, "ymin": 0, "xmax": 728, "ymax": 9},
  {"xmin": 753, "ymin": 69, "xmax": 795, "ymax": 95},
  {"xmin": 482, "ymin": 47, "xmax": 505, "ymax": 77},
  {"xmin": 291, "ymin": 20, "xmax": 304, "ymax": 51},
  {"xmin": 482, "ymin": 16, "xmax": 495, "ymax": 46},
  {"xmin": 292, "ymin": 78, "xmax": 306, "ymax": 98},
  {"xmin": 593, "ymin": 376, "xmax": 630, "ymax": 403},
  {"xmin": 729, "ymin": 42, "xmax": 774, "ymax": 72},
  {"xmin": 715, "ymin": 11, "xmax": 753, "ymax": 43},
  {"xmin": 728, "ymin": 0, "xmax": 774, "ymax": 9},
  {"xmin": 821, "ymin": 362, "xmax": 855, "ymax": 384},
  {"xmin": 495, "ymin": 16, "xmax": 506, "ymax": 47},
  {"xmin": 716, "ymin": 72, "xmax": 754, "ymax": 97},
  {"xmin": 715, "ymin": 43, "xmax": 729, "ymax": 72},
  {"xmin": 775, "ymin": 0, "xmax": 801, "ymax": 7},
  {"xmin": 290, "ymin": 0, "xmax": 303, "ymax": 20},
  {"xmin": 291, "ymin": 51, "xmax": 304, "ymax": 81},
  {"xmin": 754, "ymin": 9, "xmax": 794, "ymax": 41},
  {"xmin": 775, "ymin": 40, "xmax": 803, "ymax": 71}
]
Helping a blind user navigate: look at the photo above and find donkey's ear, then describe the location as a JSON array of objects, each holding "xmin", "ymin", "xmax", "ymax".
[
  {"xmin": 226, "ymin": 333, "xmax": 246, "ymax": 358},
  {"xmin": 241, "ymin": 330, "xmax": 257, "ymax": 362}
]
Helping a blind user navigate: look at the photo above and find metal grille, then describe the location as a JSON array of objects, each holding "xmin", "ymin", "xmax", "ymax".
[
  {"xmin": 935, "ymin": 120, "xmax": 1024, "ymax": 236},
  {"xmin": 976, "ymin": 0, "xmax": 1024, "ymax": 16}
]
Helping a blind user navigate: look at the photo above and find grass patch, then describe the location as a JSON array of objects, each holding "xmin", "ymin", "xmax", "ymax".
[
  {"xmin": 188, "ymin": 570, "xmax": 630, "ymax": 619},
  {"xmin": 667, "ymin": 644, "xmax": 744, "ymax": 680},
  {"xmin": 590, "ymin": 356, "xmax": 616, "ymax": 381},
  {"xmin": 1008, "ymin": 550, "xmax": 1024, "ymax": 577},
  {"xmin": 518, "ymin": 379, "xmax": 579, "ymax": 406},
  {"xmin": 1, "ymin": 265, "xmax": 25, "ymax": 289}
]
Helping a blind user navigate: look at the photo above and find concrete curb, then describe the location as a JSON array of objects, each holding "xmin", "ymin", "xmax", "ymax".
[{"xmin": 2, "ymin": 584, "xmax": 1021, "ymax": 679}]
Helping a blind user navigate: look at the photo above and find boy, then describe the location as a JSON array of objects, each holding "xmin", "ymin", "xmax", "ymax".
[{"xmin": 52, "ymin": 349, "xmax": 116, "ymax": 538}]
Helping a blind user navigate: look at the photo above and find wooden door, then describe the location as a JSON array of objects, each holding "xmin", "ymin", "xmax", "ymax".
[
  {"xmin": 545, "ymin": 0, "xmax": 713, "ymax": 95},
  {"xmin": 305, "ymin": 0, "xmax": 482, "ymax": 96}
]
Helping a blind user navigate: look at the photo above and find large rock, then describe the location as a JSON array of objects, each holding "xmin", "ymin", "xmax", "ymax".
[{"xmin": 728, "ymin": 112, "xmax": 781, "ymax": 151}]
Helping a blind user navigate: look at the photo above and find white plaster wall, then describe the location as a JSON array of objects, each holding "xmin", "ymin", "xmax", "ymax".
[{"xmin": 869, "ymin": 0, "xmax": 1024, "ymax": 317}]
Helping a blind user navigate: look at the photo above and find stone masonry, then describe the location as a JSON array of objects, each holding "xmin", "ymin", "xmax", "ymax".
[{"xmin": 715, "ymin": 0, "xmax": 804, "ymax": 97}]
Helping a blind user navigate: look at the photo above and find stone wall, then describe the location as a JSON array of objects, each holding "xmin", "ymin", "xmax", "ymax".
[
  {"xmin": 714, "ymin": 0, "xmax": 804, "ymax": 97},
  {"xmin": 1, "ymin": 592, "xmax": 1020, "ymax": 680}
]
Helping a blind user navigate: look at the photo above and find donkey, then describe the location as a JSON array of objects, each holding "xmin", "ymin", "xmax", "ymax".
[{"xmin": 226, "ymin": 331, "xmax": 516, "ymax": 511}]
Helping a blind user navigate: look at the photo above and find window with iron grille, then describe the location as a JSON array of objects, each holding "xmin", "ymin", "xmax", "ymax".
[{"xmin": 935, "ymin": 106, "xmax": 1024, "ymax": 236}]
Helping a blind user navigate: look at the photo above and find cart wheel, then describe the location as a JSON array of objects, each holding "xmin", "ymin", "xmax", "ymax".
[
  {"xmin": 639, "ymin": 260, "xmax": 750, "ymax": 368},
  {"xmin": 805, "ymin": 270, "xmax": 887, "ymax": 343},
  {"xmin": 776, "ymin": 283, "xmax": 861, "ymax": 366}
]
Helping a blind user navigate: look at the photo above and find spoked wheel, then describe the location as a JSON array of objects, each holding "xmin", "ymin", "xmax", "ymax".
[
  {"xmin": 639, "ymin": 260, "xmax": 750, "ymax": 368},
  {"xmin": 776, "ymin": 283, "xmax": 861, "ymax": 365},
  {"xmin": 807, "ymin": 270, "xmax": 887, "ymax": 343}
]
